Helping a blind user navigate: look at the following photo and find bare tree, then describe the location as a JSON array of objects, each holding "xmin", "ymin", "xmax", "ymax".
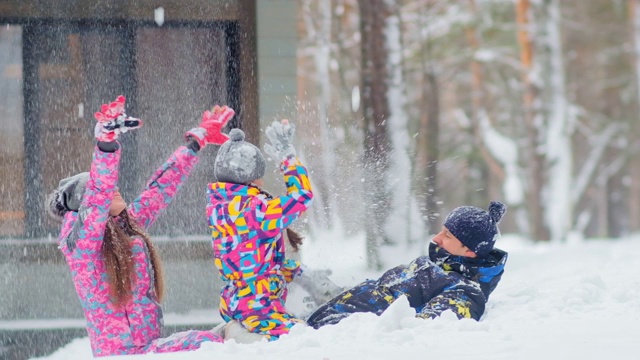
[
  {"xmin": 515, "ymin": 0, "xmax": 548, "ymax": 241},
  {"xmin": 413, "ymin": 0, "xmax": 441, "ymax": 237},
  {"xmin": 359, "ymin": 0, "xmax": 392, "ymax": 269}
]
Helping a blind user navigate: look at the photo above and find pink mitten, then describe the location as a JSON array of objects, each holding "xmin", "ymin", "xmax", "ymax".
[
  {"xmin": 185, "ymin": 105, "xmax": 235, "ymax": 148},
  {"xmin": 94, "ymin": 95, "xmax": 143, "ymax": 142}
]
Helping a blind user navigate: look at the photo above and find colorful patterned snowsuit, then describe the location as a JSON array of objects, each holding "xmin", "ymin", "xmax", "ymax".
[
  {"xmin": 306, "ymin": 242, "xmax": 508, "ymax": 328},
  {"xmin": 207, "ymin": 157, "xmax": 313, "ymax": 340},
  {"xmin": 58, "ymin": 144, "xmax": 222, "ymax": 357}
]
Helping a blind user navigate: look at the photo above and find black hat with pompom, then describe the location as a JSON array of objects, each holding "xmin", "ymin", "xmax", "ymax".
[{"xmin": 443, "ymin": 201, "xmax": 507, "ymax": 256}]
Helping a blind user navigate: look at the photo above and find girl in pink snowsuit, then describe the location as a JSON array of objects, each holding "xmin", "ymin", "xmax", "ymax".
[{"xmin": 46, "ymin": 96, "xmax": 234, "ymax": 356}]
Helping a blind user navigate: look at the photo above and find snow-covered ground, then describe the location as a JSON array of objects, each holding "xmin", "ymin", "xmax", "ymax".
[{"xmin": 34, "ymin": 230, "xmax": 640, "ymax": 360}]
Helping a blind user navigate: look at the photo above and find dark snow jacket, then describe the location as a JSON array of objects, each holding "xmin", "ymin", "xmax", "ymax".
[{"xmin": 306, "ymin": 242, "xmax": 508, "ymax": 328}]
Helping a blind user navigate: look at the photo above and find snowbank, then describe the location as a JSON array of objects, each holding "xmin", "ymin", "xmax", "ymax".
[{"xmin": 34, "ymin": 233, "xmax": 640, "ymax": 360}]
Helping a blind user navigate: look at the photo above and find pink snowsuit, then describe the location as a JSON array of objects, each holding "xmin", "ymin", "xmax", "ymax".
[{"xmin": 58, "ymin": 144, "xmax": 222, "ymax": 357}]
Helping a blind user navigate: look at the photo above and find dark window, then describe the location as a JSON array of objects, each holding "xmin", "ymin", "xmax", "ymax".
[
  {"xmin": 14, "ymin": 21, "xmax": 241, "ymax": 238},
  {"xmin": 0, "ymin": 25, "xmax": 24, "ymax": 237}
]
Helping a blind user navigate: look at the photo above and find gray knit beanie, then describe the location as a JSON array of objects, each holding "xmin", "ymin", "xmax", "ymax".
[
  {"xmin": 46, "ymin": 172, "xmax": 89, "ymax": 220},
  {"xmin": 214, "ymin": 128, "xmax": 266, "ymax": 184}
]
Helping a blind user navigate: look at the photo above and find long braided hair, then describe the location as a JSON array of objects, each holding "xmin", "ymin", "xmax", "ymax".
[
  {"xmin": 102, "ymin": 210, "xmax": 165, "ymax": 307},
  {"xmin": 248, "ymin": 183, "xmax": 304, "ymax": 252}
]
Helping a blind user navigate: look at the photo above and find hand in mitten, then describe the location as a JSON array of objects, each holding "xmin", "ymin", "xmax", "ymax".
[
  {"xmin": 185, "ymin": 105, "xmax": 235, "ymax": 149},
  {"xmin": 293, "ymin": 268, "xmax": 344, "ymax": 306},
  {"xmin": 264, "ymin": 119, "xmax": 296, "ymax": 161},
  {"xmin": 93, "ymin": 95, "xmax": 142, "ymax": 142}
]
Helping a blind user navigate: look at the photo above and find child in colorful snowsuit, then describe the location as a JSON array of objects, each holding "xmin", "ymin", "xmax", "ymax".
[
  {"xmin": 47, "ymin": 96, "xmax": 233, "ymax": 356},
  {"xmin": 207, "ymin": 119, "xmax": 313, "ymax": 340},
  {"xmin": 306, "ymin": 201, "xmax": 509, "ymax": 328}
]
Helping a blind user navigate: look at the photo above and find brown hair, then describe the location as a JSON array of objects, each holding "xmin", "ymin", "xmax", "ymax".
[
  {"xmin": 285, "ymin": 228, "xmax": 304, "ymax": 252},
  {"xmin": 102, "ymin": 211, "xmax": 164, "ymax": 307}
]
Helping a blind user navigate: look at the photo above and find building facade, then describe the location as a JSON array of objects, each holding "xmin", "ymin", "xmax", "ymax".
[{"xmin": 0, "ymin": 1, "xmax": 298, "ymax": 358}]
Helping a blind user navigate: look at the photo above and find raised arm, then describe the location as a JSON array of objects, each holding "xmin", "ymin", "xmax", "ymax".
[
  {"xmin": 258, "ymin": 119, "xmax": 313, "ymax": 235},
  {"xmin": 126, "ymin": 146, "xmax": 199, "ymax": 229},
  {"xmin": 128, "ymin": 106, "xmax": 235, "ymax": 229},
  {"xmin": 59, "ymin": 143, "xmax": 121, "ymax": 255},
  {"xmin": 59, "ymin": 95, "xmax": 142, "ymax": 255},
  {"xmin": 256, "ymin": 157, "xmax": 313, "ymax": 234}
]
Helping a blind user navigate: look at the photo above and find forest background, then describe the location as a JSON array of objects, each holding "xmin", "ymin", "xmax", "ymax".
[{"xmin": 287, "ymin": 0, "xmax": 640, "ymax": 269}]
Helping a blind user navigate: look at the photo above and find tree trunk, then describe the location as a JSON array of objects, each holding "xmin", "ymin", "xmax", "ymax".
[
  {"xmin": 359, "ymin": 0, "xmax": 391, "ymax": 270},
  {"xmin": 541, "ymin": 0, "xmax": 572, "ymax": 242},
  {"xmin": 465, "ymin": 0, "xmax": 513, "ymax": 210},
  {"xmin": 414, "ymin": 1, "xmax": 440, "ymax": 236},
  {"xmin": 628, "ymin": 0, "xmax": 640, "ymax": 232},
  {"xmin": 419, "ymin": 69, "xmax": 440, "ymax": 235},
  {"xmin": 516, "ymin": 0, "xmax": 549, "ymax": 241},
  {"xmin": 384, "ymin": 0, "xmax": 422, "ymax": 246}
]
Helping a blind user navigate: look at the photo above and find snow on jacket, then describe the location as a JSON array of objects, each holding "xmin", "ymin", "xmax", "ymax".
[
  {"xmin": 58, "ymin": 144, "xmax": 222, "ymax": 357},
  {"xmin": 207, "ymin": 157, "xmax": 313, "ymax": 339},
  {"xmin": 306, "ymin": 242, "xmax": 508, "ymax": 328}
]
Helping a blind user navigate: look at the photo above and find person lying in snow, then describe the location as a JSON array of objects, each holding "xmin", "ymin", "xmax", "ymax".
[
  {"xmin": 207, "ymin": 119, "xmax": 342, "ymax": 341},
  {"xmin": 46, "ymin": 96, "xmax": 233, "ymax": 356},
  {"xmin": 306, "ymin": 201, "xmax": 509, "ymax": 328}
]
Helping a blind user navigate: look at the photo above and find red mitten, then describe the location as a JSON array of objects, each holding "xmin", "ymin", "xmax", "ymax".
[
  {"xmin": 185, "ymin": 105, "xmax": 235, "ymax": 148},
  {"xmin": 94, "ymin": 95, "xmax": 143, "ymax": 142}
]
